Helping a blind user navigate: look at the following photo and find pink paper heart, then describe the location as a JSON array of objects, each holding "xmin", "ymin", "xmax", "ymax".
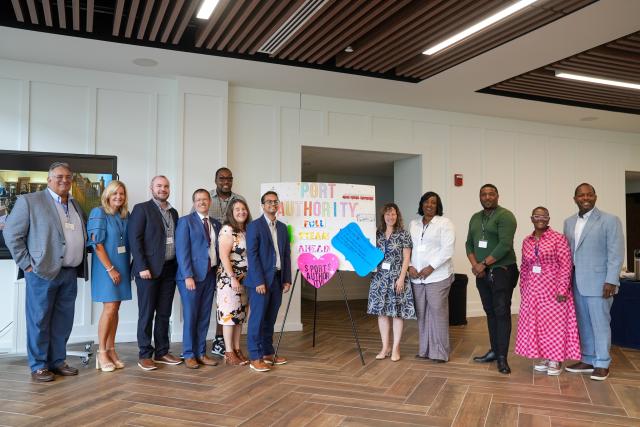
[{"xmin": 298, "ymin": 252, "xmax": 340, "ymax": 288}]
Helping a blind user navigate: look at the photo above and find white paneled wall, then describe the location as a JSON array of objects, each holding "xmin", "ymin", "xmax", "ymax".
[{"xmin": 1, "ymin": 57, "xmax": 639, "ymax": 353}]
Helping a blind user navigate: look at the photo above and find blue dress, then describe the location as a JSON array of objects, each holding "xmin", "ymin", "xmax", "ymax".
[{"xmin": 87, "ymin": 207, "xmax": 132, "ymax": 302}]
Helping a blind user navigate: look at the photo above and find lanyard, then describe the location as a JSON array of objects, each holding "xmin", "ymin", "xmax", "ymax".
[
  {"xmin": 421, "ymin": 222, "xmax": 430, "ymax": 241},
  {"xmin": 481, "ymin": 210, "xmax": 494, "ymax": 239},
  {"xmin": 113, "ymin": 215, "xmax": 125, "ymax": 243}
]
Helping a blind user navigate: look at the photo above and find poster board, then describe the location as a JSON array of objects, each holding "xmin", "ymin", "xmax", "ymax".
[{"xmin": 260, "ymin": 182, "xmax": 376, "ymax": 271}]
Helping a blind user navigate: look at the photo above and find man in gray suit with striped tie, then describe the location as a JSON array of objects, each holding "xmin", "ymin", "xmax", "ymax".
[{"xmin": 4, "ymin": 162, "xmax": 88, "ymax": 382}]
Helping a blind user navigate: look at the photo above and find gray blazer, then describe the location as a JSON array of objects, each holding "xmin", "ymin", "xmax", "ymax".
[
  {"xmin": 563, "ymin": 207, "xmax": 624, "ymax": 296},
  {"xmin": 3, "ymin": 189, "xmax": 88, "ymax": 281}
]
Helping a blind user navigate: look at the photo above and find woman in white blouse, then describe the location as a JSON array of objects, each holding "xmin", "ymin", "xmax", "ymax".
[{"xmin": 408, "ymin": 192, "xmax": 455, "ymax": 363}]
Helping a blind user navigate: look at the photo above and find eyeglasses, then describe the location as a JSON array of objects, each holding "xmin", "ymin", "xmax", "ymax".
[
  {"xmin": 51, "ymin": 175, "xmax": 72, "ymax": 181},
  {"xmin": 217, "ymin": 176, "xmax": 233, "ymax": 181},
  {"xmin": 531, "ymin": 215, "xmax": 550, "ymax": 220},
  {"xmin": 263, "ymin": 200, "xmax": 280, "ymax": 206}
]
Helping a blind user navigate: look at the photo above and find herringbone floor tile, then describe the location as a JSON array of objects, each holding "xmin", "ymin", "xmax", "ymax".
[{"xmin": 0, "ymin": 300, "xmax": 638, "ymax": 426}]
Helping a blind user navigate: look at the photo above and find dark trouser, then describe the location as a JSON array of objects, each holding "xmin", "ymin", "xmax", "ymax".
[
  {"xmin": 177, "ymin": 268, "xmax": 216, "ymax": 359},
  {"xmin": 476, "ymin": 263, "xmax": 519, "ymax": 358},
  {"xmin": 135, "ymin": 260, "xmax": 177, "ymax": 359},
  {"xmin": 25, "ymin": 267, "xmax": 78, "ymax": 372},
  {"xmin": 247, "ymin": 271, "xmax": 283, "ymax": 361}
]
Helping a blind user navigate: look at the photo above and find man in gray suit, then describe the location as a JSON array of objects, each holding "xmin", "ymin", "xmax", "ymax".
[
  {"xmin": 563, "ymin": 183, "xmax": 624, "ymax": 381},
  {"xmin": 4, "ymin": 162, "xmax": 88, "ymax": 382}
]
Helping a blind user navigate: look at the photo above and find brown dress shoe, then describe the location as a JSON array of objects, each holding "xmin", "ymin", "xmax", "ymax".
[
  {"xmin": 249, "ymin": 359, "xmax": 271, "ymax": 372},
  {"xmin": 263, "ymin": 354, "xmax": 287, "ymax": 365},
  {"xmin": 235, "ymin": 349, "xmax": 249, "ymax": 365},
  {"xmin": 224, "ymin": 351, "xmax": 242, "ymax": 366},
  {"xmin": 565, "ymin": 361, "xmax": 594, "ymax": 373},
  {"xmin": 197, "ymin": 355, "xmax": 219, "ymax": 366},
  {"xmin": 31, "ymin": 368, "xmax": 55, "ymax": 382},
  {"xmin": 590, "ymin": 367, "xmax": 610, "ymax": 381},
  {"xmin": 184, "ymin": 358, "xmax": 199, "ymax": 369},
  {"xmin": 154, "ymin": 353, "xmax": 182, "ymax": 365},
  {"xmin": 51, "ymin": 363, "xmax": 78, "ymax": 376},
  {"xmin": 137, "ymin": 358, "xmax": 157, "ymax": 371}
]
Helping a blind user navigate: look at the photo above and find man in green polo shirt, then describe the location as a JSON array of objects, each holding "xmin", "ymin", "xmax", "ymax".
[{"xmin": 465, "ymin": 184, "xmax": 518, "ymax": 374}]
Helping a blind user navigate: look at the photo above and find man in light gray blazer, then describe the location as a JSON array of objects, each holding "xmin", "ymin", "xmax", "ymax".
[
  {"xmin": 4, "ymin": 162, "xmax": 88, "ymax": 382},
  {"xmin": 563, "ymin": 183, "xmax": 624, "ymax": 381}
]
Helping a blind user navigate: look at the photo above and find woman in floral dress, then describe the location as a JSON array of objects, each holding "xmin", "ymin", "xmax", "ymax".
[
  {"xmin": 515, "ymin": 206, "xmax": 581, "ymax": 375},
  {"xmin": 217, "ymin": 199, "xmax": 252, "ymax": 365},
  {"xmin": 367, "ymin": 203, "xmax": 415, "ymax": 361}
]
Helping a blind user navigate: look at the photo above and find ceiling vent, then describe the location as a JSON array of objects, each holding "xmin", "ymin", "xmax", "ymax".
[{"xmin": 258, "ymin": 0, "xmax": 329, "ymax": 55}]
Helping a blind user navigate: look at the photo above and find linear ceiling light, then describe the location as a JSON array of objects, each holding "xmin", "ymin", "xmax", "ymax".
[
  {"xmin": 423, "ymin": 0, "xmax": 540, "ymax": 55},
  {"xmin": 555, "ymin": 71, "xmax": 640, "ymax": 91},
  {"xmin": 196, "ymin": 0, "xmax": 220, "ymax": 20}
]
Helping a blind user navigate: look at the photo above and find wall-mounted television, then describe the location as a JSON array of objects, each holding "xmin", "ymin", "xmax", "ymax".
[{"xmin": 0, "ymin": 150, "xmax": 118, "ymax": 259}]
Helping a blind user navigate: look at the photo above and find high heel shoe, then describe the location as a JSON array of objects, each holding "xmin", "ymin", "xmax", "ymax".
[
  {"xmin": 96, "ymin": 350, "xmax": 116, "ymax": 372},
  {"xmin": 375, "ymin": 351, "xmax": 391, "ymax": 360},
  {"xmin": 224, "ymin": 351, "xmax": 242, "ymax": 366},
  {"xmin": 234, "ymin": 349, "xmax": 249, "ymax": 366},
  {"xmin": 108, "ymin": 348, "xmax": 125, "ymax": 369}
]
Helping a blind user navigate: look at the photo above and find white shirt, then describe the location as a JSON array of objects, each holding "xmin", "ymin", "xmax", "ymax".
[
  {"xmin": 197, "ymin": 212, "xmax": 217, "ymax": 267},
  {"xmin": 409, "ymin": 216, "xmax": 455, "ymax": 284},
  {"xmin": 574, "ymin": 209, "xmax": 593, "ymax": 251},
  {"xmin": 264, "ymin": 215, "xmax": 281, "ymax": 270}
]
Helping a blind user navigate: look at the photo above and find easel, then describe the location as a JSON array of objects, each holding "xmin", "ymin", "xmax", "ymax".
[{"xmin": 274, "ymin": 269, "xmax": 366, "ymax": 365}]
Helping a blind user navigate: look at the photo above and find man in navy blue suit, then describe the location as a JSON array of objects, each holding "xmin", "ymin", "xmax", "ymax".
[
  {"xmin": 245, "ymin": 191, "xmax": 292, "ymax": 372},
  {"xmin": 128, "ymin": 175, "xmax": 182, "ymax": 370},
  {"xmin": 176, "ymin": 189, "xmax": 221, "ymax": 369}
]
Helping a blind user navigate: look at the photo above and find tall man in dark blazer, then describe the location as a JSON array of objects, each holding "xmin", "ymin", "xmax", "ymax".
[
  {"xmin": 176, "ymin": 189, "xmax": 221, "ymax": 369},
  {"xmin": 4, "ymin": 162, "xmax": 88, "ymax": 382},
  {"xmin": 563, "ymin": 183, "xmax": 624, "ymax": 381},
  {"xmin": 245, "ymin": 191, "xmax": 292, "ymax": 372},
  {"xmin": 129, "ymin": 175, "xmax": 182, "ymax": 370}
]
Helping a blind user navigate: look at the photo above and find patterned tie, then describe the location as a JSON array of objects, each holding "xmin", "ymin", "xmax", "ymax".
[{"xmin": 203, "ymin": 217, "xmax": 211, "ymax": 244}]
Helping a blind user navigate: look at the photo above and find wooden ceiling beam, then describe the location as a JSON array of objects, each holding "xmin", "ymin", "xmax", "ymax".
[
  {"xmin": 10, "ymin": 0, "xmax": 24, "ymax": 22},
  {"xmin": 125, "ymin": 0, "xmax": 141, "ymax": 38},
  {"xmin": 72, "ymin": 0, "xmax": 80, "ymax": 30},
  {"xmin": 86, "ymin": 0, "xmax": 94, "ymax": 32},
  {"xmin": 57, "ymin": 0, "xmax": 66, "ymax": 29},
  {"xmin": 25, "ymin": 0, "xmax": 38, "ymax": 24},
  {"xmin": 226, "ymin": 0, "xmax": 275, "ymax": 52},
  {"xmin": 42, "ymin": 0, "xmax": 53, "ymax": 26},
  {"xmin": 217, "ymin": 0, "xmax": 263, "ymax": 51},
  {"xmin": 149, "ymin": 0, "xmax": 169, "ymax": 41},
  {"xmin": 195, "ymin": 0, "xmax": 231, "ymax": 48},
  {"xmin": 206, "ymin": 0, "xmax": 246, "ymax": 49},
  {"xmin": 137, "ymin": 0, "xmax": 155, "ymax": 39},
  {"xmin": 160, "ymin": 0, "xmax": 185, "ymax": 43},
  {"xmin": 113, "ymin": 0, "xmax": 125, "ymax": 36},
  {"xmin": 246, "ymin": 0, "xmax": 305, "ymax": 55},
  {"xmin": 172, "ymin": 0, "xmax": 201, "ymax": 44}
]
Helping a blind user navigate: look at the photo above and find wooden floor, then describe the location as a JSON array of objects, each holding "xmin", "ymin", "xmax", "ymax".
[{"xmin": 1, "ymin": 299, "xmax": 639, "ymax": 427}]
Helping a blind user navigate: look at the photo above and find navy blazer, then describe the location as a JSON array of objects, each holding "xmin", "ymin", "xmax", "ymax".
[
  {"xmin": 128, "ymin": 199, "xmax": 178, "ymax": 278},
  {"xmin": 245, "ymin": 215, "xmax": 291, "ymax": 288},
  {"xmin": 175, "ymin": 211, "xmax": 221, "ymax": 282}
]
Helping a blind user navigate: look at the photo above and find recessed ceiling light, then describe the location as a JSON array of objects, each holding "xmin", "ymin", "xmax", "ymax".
[
  {"xmin": 344, "ymin": 46, "xmax": 354, "ymax": 53},
  {"xmin": 132, "ymin": 58, "xmax": 158, "ymax": 67},
  {"xmin": 555, "ymin": 71, "xmax": 640, "ymax": 91},
  {"xmin": 196, "ymin": 0, "xmax": 220, "ymax": 19},
  {"xmin": 423, "ymin": 0, "xmax": 540, "ymax": 56},
  {"xmin": 580, "ymin": 116, "xmax": 598, "ymax": 122}
]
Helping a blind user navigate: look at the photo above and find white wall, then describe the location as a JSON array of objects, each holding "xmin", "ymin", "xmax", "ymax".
[{"xmin": 1, "ymin": 57, "xmax": 640, "ymax": 352}]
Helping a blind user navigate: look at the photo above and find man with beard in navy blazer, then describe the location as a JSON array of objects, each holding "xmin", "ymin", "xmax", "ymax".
[
  {"xmin": 244, "ymin": 191, "xmax": 291, "ymax": 372},
  {"xmin": 176, "ymin": 189, "xmax": 221, "ymax": 369}
]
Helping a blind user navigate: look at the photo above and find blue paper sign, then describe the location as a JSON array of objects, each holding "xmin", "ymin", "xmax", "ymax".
[{"xmin": 331, "ymin": 222, "xmax": 383, "ymax": 277}]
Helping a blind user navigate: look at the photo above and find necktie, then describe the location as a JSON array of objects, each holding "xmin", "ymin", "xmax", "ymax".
[{"xmin": 203, "ymin": 217, "xmax": 211, "ymax": 244}]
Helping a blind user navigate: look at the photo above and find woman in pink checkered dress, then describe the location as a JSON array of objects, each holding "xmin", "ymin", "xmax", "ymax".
[{"xmin": 515, "ymin": 206, "xmax": 581, "ymax": 375}]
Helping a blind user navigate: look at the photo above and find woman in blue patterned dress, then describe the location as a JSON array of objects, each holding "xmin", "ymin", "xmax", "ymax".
[
  {"xmin": 367, "ymin": 203, "xmax": 415, "ymax": 361},
  {"xmin": 87, "ymin": 180, "xmax": 131, "ymax": 372}
]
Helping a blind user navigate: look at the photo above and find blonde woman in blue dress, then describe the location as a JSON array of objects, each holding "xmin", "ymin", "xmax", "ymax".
[{"xmin": 87, "ymin": 180, "xmax": 131, "ymax": 372}]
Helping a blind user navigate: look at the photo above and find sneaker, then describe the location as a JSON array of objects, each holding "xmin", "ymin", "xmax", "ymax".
[
  {"xmin": 211, "ymin": 337, "xmax": 225, "ymax": 357},
  {"xmin": 249, "ymin": 359, "xmax": 271, "ymax": 372},
  {"xmin": 137, "ymin": 358, "xmax": 157, "ymax": 371},
  {"xmin": 547, "ymin": 361, "xmax": 562, "ymax": 376},
  {"xmin": 565, "ymin": 361, "xmax": 594, "ymax": 373},
  {"xmin": 534, "ymin": 359, "xmax": 549, "ymax": 372},
  {"xmin": 263, "ymin": 354, "xmax": 287, "ymax": 365},
  {"xmin": 590, "ymin": 367, "xmax": 610, "ymax": 381}
]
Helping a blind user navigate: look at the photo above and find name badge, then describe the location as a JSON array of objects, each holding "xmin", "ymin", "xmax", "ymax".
[
  {"xmin": 166, "ymin": 237, "xmax": 174, "ymax": 244},
  {"xmin": 117, "ymin": 246, "xmax": 127, "ymax": 254},
  {"xmin": 478, "ymin": 240, "xmax": 488, "ymax": 248},
  {"xmin": 532, "ymin": 266, "xmax": 542, "ymax": 274},
  {"xmin": 381, "ymin": 262, "xmax": 391, "ymax": 270},
  {"xmin": 64, "ymin": 222, "xmax": 75, "ymax": 230},
  {"xmin": 417, "ymin": 245, "xmax": 427, "ymax": 252}
]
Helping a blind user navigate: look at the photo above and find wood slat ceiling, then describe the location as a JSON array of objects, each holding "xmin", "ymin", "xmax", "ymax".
[
  {"xmin": 480, "ymin": 31, "xmax": 640, "ymax": 114},
  {"xmin": 3, "ymin": 0, "xmax": 597, "ymax": 83}
]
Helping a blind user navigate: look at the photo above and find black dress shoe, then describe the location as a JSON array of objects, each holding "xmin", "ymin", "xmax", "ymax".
[
  {"xmin": 51, "ymin": 363, "xmax": 78, "ymax": 376},
  {"xmin": 473, "ymin": 350, "xmax": 497, "ymax": 363},
  {"xmin": 415, "ymin": 354, "xmax": 429, "ymax": 360},
  {"xmin": 431, "ymin": 359, "xmax": 446, "ymax": 363},
  {"xmin": 497, "ymin": 356, "xmax": 511, "ymax": 374}
]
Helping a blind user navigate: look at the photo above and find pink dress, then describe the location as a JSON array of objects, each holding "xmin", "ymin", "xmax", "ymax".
[{"xmin": 515, "ymin": 228, "xmax": 581, "ymax": 361}]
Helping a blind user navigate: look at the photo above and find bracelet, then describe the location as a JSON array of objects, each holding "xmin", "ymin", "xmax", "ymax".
[{"xmin": 105, "ymin": 265, "xmax": 115, "ymax": 272}]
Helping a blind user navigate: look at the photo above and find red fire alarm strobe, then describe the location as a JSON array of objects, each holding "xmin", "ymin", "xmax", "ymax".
[{"xmin": 454, "ymin": 174, "xmax": 463, "ymax": 187}]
